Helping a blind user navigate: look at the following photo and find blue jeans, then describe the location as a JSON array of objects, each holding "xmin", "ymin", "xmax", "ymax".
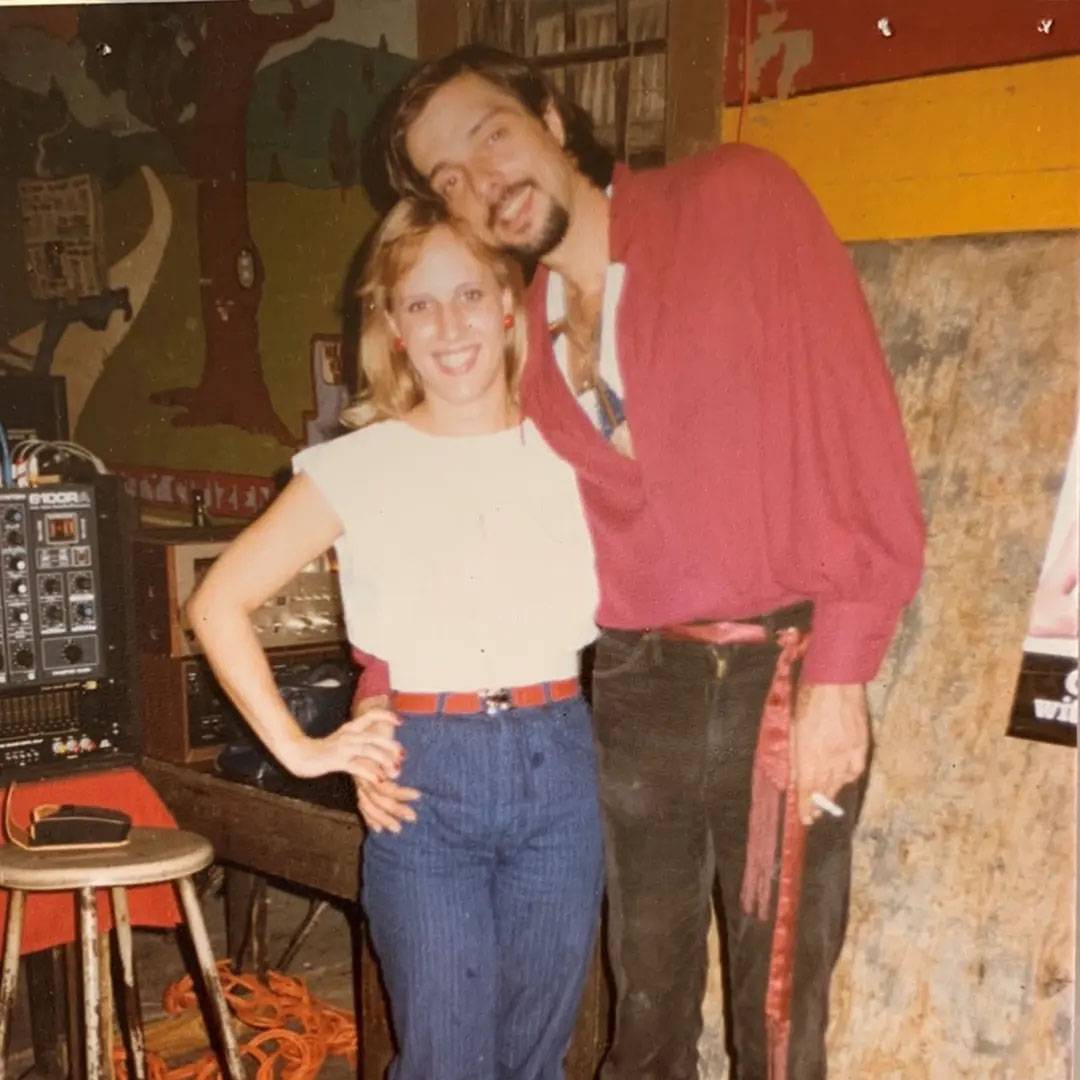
[{"xmin": 362, "ymin": 695, "xmax": 604, "ymax": 1080}]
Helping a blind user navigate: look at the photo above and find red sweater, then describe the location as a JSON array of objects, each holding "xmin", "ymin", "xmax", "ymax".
[{"xmin": 356, "ymin": 145, "xmax": 923, "ymax": 693}]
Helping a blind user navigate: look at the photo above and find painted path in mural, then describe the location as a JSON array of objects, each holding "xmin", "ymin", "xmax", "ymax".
[{"xmin": 4, "ymin": 164, "xmax": 172, "ymax": 430}]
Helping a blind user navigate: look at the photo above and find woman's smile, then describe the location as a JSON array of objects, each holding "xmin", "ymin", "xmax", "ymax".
[{"xmin": 432, "ymin": 343, "xmax": 480, "ymax": 376}]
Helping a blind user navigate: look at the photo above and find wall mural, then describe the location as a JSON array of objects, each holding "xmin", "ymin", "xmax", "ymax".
[{"xmin": 0, "ymin": 1, "xmax": 415, "ymax": 513}]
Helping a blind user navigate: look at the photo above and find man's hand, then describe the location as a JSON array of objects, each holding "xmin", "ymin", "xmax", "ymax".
[
  {"xmin": 791, "ymin": 682, "xmax": 868, "ymax": 826},
  {"xmin": 351, "ymin": 696, "xmax": 420, "ymax": 835}
]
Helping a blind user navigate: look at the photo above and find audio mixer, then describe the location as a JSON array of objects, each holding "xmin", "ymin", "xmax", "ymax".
[
  {"xmin": 0, "ymin": 481, "xmax": 137, "ymax": 780},
  {"xmin": 1, "ymin": 485, "xmax": 107, "ymax": 688}
]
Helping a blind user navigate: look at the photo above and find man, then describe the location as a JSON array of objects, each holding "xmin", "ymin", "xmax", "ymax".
[{"xmin": 355, "ymin": 45, "xmax": 924, "ymax": 1079}]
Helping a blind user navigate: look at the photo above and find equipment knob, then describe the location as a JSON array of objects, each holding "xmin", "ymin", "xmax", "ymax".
[
  {"xmin": 15, "ymin": 611, "xmax": 29, "ymax": 624},
  {"xmin": 9, "ymin": 580, "xmax": 27, "ymax": 597},
  {"xmin": 13, "ymin": 647, "xmax": 33, "ymax": 669},
  {"xmin": 4, "ymin": 530, "xmax": 21, "ymax": 546},
  {"xmin": 74, "ymin": 603, "xmax": 93, "ymax": 620},
  {"xmin": 73, "ymin": 575, "xmax": 92, "ymax": 593},
  {"xmin": 43, "ymin": 578, "xmax": 61, "ymax": 595},
  {"xmin": 63, "ymin": 642, "xmax": 83, "ymax": 664},
  {"xmin": 44, "ymin": 605, "xmax": 64, "ymax": 626},
  {"xmin": 3, "ymin": 509, "xmax": 22, "ymax": 525},
  {"xmin": 7, "ymin": 556, "xmax": 25, "ymax": 573}
]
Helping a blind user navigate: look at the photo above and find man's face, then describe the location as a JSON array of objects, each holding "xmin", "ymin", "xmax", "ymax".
[{"xmin": 405, "ymin": 73, "xmax": 576, "ymax": 261}]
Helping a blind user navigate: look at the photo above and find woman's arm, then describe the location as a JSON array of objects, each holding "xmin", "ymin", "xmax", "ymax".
[{"xmin": 186, "ymin": 474, "xmax": 401, "ymax": 783}]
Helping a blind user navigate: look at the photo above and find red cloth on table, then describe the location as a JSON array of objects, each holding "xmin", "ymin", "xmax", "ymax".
[{"xmin": 0, "ymin": 767, "xmax": 182, "ymax": 954}]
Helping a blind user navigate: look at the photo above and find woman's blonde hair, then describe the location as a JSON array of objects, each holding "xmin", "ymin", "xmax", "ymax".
[{"xmin": 341, "ymin": 199, "xmax": 527, "ymax": 427}]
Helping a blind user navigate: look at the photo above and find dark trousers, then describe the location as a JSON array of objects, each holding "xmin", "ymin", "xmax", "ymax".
[
  {"xmin": 591, "ymin": 610, "xmax": 866, "ymax": 1080},
  {"xmin": 362, "ymin": 696, "xmax": 604, "ymax": 1080}
]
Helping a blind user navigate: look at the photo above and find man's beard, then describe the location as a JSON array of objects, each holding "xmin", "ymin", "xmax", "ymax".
[{"xmin": 489, "ymin": 183, "xmax": 570, "ymax": 262}]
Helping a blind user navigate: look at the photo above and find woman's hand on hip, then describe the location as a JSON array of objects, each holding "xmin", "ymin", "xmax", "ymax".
[{"xmin": 280, "ymin": 707, "xmax": 404, "ymax": 782}]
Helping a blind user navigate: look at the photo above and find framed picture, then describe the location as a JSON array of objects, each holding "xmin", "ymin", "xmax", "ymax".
[
  {"xmin": 1008, "ymin": 421, "xmax": 1079, "ymax": 745},
  {"xmin": 304, "ymin": 335, "xmax": 350, "ymax": 448}
]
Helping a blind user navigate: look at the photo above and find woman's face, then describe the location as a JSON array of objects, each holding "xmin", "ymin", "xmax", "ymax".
[{"xmin": 391, "ymin": 226, "xmax": 513, "ymax": 417}]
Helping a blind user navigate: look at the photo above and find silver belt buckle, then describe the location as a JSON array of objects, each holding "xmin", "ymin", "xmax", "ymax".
[{"xmin": 480, "ymin": 688, "xmax": 513, "ymax": 717}]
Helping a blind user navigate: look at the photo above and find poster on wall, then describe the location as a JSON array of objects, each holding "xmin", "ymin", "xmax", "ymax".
[
  {"xmin": 304, "ymin": 335, "xmax": 350, "ymax": 447},
  {"xmin": 1008, "ymin": 421, "xmax": 1079, "ymax": 746}
]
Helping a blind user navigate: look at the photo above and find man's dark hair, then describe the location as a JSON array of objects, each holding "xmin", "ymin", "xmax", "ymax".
[{"xmin": 378, "ymin": 44, "xmax": 614, "ymax": 203}]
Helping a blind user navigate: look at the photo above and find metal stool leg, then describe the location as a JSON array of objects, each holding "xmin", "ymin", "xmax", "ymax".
[
  {"xmin": 0, "ymin": 890, "xmax": 25, "ymax": 1080},
  {"xmin": 77, "ymin": 887, "xmax": 101, "ymax": 1080},
  {"xmin": 249, "ymin": 879, "xmax": 268, "ymax": 979},
  {"xmin": 275, "ymin": 898, "xmax": 330, "ymax": 973},
  {"xmin": 110, "ymin": 888, "xmax": 147, "ymax": 1080},
  {"xmin": 176, "ymin": 876, "xmax": 244, "ymax": 1080}
]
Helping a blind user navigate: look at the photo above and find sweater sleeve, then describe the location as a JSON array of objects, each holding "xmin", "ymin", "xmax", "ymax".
[{"xmin": 739, "ymin": 151, "xmax": 925, "ymax": 683}]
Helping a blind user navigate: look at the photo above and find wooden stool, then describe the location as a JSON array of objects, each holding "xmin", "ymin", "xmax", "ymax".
[{"xmin": 0, "ymin": 827, "xmax": 244, "ymax": 1080}]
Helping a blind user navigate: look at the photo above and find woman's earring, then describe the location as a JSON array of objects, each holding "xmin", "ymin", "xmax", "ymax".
[
  {"xmin": 503, "ymin": 314, "xmax": 514, "ymax": 330},
  {"xmin": 393, "ymin": 336, "xmax": 405, "ymax": 353}
]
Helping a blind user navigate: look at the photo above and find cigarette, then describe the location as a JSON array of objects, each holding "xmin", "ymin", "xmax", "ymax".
[{"xmin": 810, "ymin": 792, "xmax": 845, "ymax": 818}]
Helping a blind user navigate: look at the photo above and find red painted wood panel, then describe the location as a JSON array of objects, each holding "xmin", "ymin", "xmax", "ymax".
[{"xmin": 724, "ymin": 0, "xmax": 1080, "ymax": 103}]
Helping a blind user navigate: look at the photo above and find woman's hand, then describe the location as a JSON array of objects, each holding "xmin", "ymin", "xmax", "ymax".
[{"xmin": 280, "ymin": 706, "xmax": 405, "ymax": 784}]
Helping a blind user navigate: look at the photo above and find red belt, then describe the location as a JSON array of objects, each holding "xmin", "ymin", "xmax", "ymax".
[
  {"xmin": 391, "ymin": 677, "xmax": 580, "ymax": 717},
  {"xmin": 658, "ymin": 620, "xmax": 769, "ymax": 646}
]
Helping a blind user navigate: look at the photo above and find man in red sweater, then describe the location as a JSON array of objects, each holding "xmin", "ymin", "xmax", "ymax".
[{"xmin": 357, "ymin": 46, "xmax": 924, "ymax": 1079}]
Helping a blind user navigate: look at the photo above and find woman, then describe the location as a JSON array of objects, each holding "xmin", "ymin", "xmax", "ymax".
[{"xmin": 187, "ymin": 199, "xmax": 602, "ymax": 1080}]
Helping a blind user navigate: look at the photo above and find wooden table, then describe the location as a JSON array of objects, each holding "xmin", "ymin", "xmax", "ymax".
[{"xmin": 139, "ymin": 757, "xmax": 611, "ymax": 1079}]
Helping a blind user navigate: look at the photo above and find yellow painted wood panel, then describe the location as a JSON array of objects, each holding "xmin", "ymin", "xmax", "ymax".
[{"xmin": 718, "ymin": 57, "xmax": 1080, "ymax": 241}]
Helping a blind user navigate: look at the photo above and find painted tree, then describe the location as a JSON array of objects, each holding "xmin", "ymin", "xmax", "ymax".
[
  {"xmin": 328, "ymin": 108, "xmax": 355, "ymax": 201},
  {"xmin": 77, "ymin": 0, "xmax": 334, "ymax": 445},
  {"xmin": 278, "ymin": 68, "xmax": 298, "ymax": 129}
]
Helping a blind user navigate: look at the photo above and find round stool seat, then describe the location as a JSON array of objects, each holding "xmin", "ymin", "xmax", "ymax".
[{"xmin": 0, "ymin": 828, "xmax": 213, "ymax": 891}]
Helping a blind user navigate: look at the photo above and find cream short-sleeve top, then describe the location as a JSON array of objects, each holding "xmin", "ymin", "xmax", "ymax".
[{"xmin": 293, "ymin": 419, "xmax": 598, "ymax": 692}]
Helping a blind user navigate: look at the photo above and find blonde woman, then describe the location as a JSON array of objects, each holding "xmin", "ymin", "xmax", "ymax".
[{"xmin": 187, "ymin": 199, "xmax": 602, "ymax": 1080}]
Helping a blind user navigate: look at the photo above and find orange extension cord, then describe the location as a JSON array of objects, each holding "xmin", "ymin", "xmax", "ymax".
[{"xmin": 113, "ymin": 962, "xmax": 357, "ymax": 1080}]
